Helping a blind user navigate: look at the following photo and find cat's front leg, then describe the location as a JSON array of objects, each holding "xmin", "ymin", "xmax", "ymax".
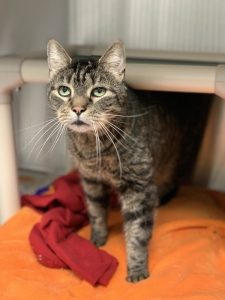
[
  {"xmin": 120, "ymin": 182, "xmax": 157, "ymax": 283},
  {"xmin": 82, "ymin": 177, "xmax": 110, "ymax": 247}
]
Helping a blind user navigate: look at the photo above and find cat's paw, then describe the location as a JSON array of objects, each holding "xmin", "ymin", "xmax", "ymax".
[
  {"xmin": 91, "ymin": 233, "xmax": 108, "ymax": 247},
  {"xmin": 126, "ymin": 269, "xmax": 149, "ymax": 283}
]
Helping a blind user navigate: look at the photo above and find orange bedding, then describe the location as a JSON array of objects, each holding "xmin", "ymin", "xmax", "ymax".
[{"xmin": 1, "ymin": 186, "xmax": 225, "ymax": 299}]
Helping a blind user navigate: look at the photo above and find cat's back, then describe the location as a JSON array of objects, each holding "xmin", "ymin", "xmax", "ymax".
[
  {"xmin": 128, "ymin": 89, "xmax": 212, "ymax": 183},
  {"xmin": 129, "ymin": 89, "xmax": 211, "ymax": 138}
]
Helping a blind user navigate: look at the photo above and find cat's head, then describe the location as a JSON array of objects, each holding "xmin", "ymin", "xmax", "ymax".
[{"xmin": 47, "ymin": 40, "xmax": 127, "ymax": 133}]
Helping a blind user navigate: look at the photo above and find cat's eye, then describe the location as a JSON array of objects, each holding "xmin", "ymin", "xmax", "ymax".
[
  {"xmin": 58, "ymin": 86, "xmax": 71, "ymax": 97},
  {"xmin": 91, "ymin": 87, "xmax": 107, "ymax": 97}
]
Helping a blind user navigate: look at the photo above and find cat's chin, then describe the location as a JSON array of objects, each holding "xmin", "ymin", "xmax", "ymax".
[{"xmin": 67, "ymin": 123, "xmax": 92, "ymax": 133}]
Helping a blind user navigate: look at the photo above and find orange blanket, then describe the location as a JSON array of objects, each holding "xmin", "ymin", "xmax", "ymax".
[{"xmin": 1, "ymin": 186, "xmax": 225, "ymax": 299}]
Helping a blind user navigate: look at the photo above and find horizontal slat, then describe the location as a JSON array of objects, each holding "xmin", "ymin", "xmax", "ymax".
[{"xmin": 20, "ymin": 59, "xmax": 219, "ymax": 94}]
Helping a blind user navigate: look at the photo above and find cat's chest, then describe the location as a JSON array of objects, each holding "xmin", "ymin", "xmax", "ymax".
[{"xmin": 74, "ymin": 152, "xmax": 121, "ymax": 187}]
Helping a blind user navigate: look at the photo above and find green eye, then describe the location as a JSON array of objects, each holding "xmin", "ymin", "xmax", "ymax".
[
  {"xmin": 58, "ymin": 86, "xmax": 71, "ymax": 97},
  {"xmin": 91, "ymin": 87, "xmax": 107, "ymax": 97}
]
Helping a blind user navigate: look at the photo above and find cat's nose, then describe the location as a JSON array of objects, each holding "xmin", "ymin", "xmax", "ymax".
[{"xmin": 72, "ymin": 106, "xmax": 86, "ymax": 116}]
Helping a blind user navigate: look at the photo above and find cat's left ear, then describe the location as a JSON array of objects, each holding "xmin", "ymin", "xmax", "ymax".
[
  {"xmin": 47, "ymin": 39, "xmax": 72, "ymax": 79},
  {"xmin": 99, "ymin": 41, "xmax": 126, "ymax": 82}
]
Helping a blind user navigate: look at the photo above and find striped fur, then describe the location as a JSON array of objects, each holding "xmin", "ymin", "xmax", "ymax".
[{"xmin": 47, "ymin": 40, "xmax": 210, "ymax": 283}]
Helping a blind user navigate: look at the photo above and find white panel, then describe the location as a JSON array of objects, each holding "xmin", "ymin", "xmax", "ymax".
[
  {"xmin": 0, "ymin": 0, "xmax": 69, "ymax": 173},
  {"xmin": 69, "ymin": 0, "xmax": 225, "ymax": 53},
  {"xmin": 0, "ymin": 0, "xmax": 68, "ymax": 56},
  {"xmin": 13, "ymin": 85, "xmax": 68, "ymax": 173},
  {"xmin": 208, "ymin": 100, "xmax": 225, "ymax": 191},
  {"xmin": 69, "ymin": 0, "xmax": 125, "ymax": 45}
]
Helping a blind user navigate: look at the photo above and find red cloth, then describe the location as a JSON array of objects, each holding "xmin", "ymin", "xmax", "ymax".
[{"xmin": 22, "ymin": 172, "xmax": 118, "ymax": 286}]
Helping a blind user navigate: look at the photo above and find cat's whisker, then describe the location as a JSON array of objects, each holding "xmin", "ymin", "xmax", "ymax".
[
  {"xmin": 17, "ymin": 117, "xmax": 57, "ymax": 133},
  {"xmin": 93, "ymin": 121, "xmax": 102, "ymax": 173},
  {"xmin": 26, "ymin": 120, "xmax": 60, "ymax": 158},
  {"xmin": 98, "ymin": 121, "xmax": 122, "ymax": 179},
  {"xmin": 34, "ymin": 122, "xmax": 62, "ymax": 160},
  {"xmin": 96, "ymin": 125, "xmax": 102, "ymax": 172},
  {"xmin": 101, "ymin": 121, "xmax": 131, "ymax": 152},
  {"xmin": 95, "ymin": 127, "xmax": 101, "ymax": 171},
  {"xmin": 48, "ymin": 124, "xmax": 66, "ymax": 154},
  {"xmin": 91, "ymin": 121, "xmax": 100, "ymax": 171},
  {"xmin": 103, "ymin": 111, "xmax": 150, "ymax": 118},
  {"xmin": 103, "ymin": 119, "xmax": 137, "ymax": 144},
  {"xmin": 94, "ymin": 110, "xmax": 126, "ymax": 125},
  {"xmin": 23, "ymin": 118, "xmax": 59, "ymax": 151}
]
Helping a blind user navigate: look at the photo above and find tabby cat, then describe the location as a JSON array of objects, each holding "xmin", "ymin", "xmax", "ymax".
[{"xmin": 47, "ymin": 40, "xmax": 210, "ymax": 283}]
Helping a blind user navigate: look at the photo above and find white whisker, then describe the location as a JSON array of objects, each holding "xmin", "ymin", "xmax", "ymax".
[
  {"xmin": 48, "ymin": 124, "xmax": 66, "ymax": 154},
  {"xmin": 103, "ymin": 119, "xmax": 137, "ymax": 145},
  {"xmin": 92, "ymin": 121, "xmax": 102, "ymax": 174},
  {"xmin": 92, "ymin": 122, "xmax": 99, "ymax": 168},
  {"xmin": 96, "ymin": 124, "xmax": 102, "ymax": 172},
  {"xmin": 104, "ymin": 111, "xmax": 150, "ymax": 118},
  {"xmin": 99, "ymin": 121, "xmax": 122, "ymax": 179},
  {"xmin": 23, "ymin": 118, "xmax": 59, "ymax": 151},
  {"xmin": 17, "ymin": 117, "xmax": 57, "ymax": 133},
  {"xmin": 33, "ymin": 122, "xmax": 62, "ymax": 160},
  {"xmin": 103, "ymin": 123, "xmax": 130, "ymax": 152}
]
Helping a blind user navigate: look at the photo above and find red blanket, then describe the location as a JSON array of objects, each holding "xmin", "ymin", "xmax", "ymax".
[{"xmin": 22, "ymin": 172, "xmax": 118, "ymax": 286}]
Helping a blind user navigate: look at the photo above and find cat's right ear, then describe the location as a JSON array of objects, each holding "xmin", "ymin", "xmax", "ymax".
[
  {"xmin": 47, "ymin": 40, "xmax": 72, "ymax": 79},
  {"xmin": 99, "ymin": 41, "xmax": 126, "ymax": 82}
]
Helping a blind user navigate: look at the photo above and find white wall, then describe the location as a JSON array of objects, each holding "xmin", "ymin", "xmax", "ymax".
[
  {"xmin": 194, "ymin": 97, "xmax": 225, "ymax": 191},
  {"xmin": 69, "ymin": 0, "xmax": 225, "ymax": 53},
  {"xmin": 0, "ymin": 0, "xmax": 69, "ymax": 173},
  {"xmin": 0, "ymin": 0, "xmax": 68, "ymax": 55}
]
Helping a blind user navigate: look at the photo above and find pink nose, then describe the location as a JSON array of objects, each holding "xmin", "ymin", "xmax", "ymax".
[{"xmin": 72, "ymin": 106, "xmax": 86, "ymax": 115}]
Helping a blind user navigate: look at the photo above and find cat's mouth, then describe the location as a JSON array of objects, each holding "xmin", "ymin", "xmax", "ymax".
[
  {"xmin": 68, "ymin": 119, "xmax": 91, "ymax": 133},
  {"xmin": 71, "ymin": 120, "xmax": 87, "ymax": 126}
]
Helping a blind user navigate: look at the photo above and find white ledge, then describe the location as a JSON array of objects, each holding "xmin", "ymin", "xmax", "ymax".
[{"xmin": 18, "ymin": 58, "xmax": 225, "ymax": 98}]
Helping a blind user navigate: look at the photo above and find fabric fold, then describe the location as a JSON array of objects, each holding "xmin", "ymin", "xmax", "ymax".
[{"xmin": 22, "ymin": 172, "xmax": 118, "ymax": 286}]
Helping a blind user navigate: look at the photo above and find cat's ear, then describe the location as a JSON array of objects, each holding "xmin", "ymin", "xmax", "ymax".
[
  {"xmin": 99, "ymin": 41, "xmax": 126, "ymax": 82},
  {"xmin": 47, "ymin": 39, "xmax": 72, "ymax": 79}
]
